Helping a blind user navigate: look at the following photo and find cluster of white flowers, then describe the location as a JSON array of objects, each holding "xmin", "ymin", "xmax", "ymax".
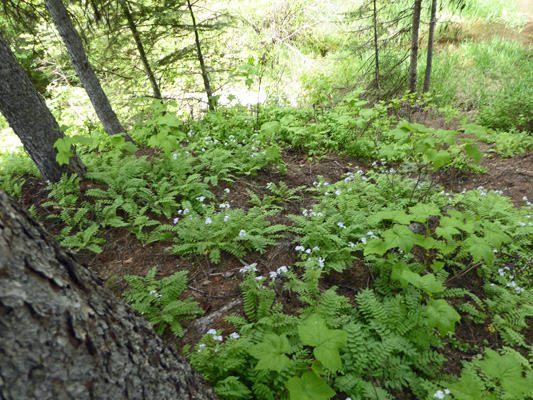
[
  {"xmin": 295, "ymin": 246, "xmax": 320, "ymax": 254},
  {"xmin": 302, "ymin": 209, "xmax": 324, "ymax": 218},
  {"xmin": 337, "ymin": 222, "xmax": 347, "ymax": 229},
  {"xmin": 348, "ymin": 242, "xmax": 355, "ymax": 247},
  {"xmin": 269, "ymin": 266, "xmax": 289, "ymax": 280},
  {"xmin": 497, "ymin": 267, "xmax": 525, "ymax": 294},
  {"xmin": 239, "ymin": 230, "xmax": 246, "ymax": 237},
  {"xmin": 523, "ymin": 196, "xmax": 532, "ymax": 206},
  {"xmin": 240, "ymin": 263, "xmax": 257, "ymax": 275},
  {"xmin": 172, "ymin": 153, "xmax": 178, "ymax": 160},
  {"xmin": 230, "ymin": 332, "xmax": 240, "ymax": 339},
  {"xmin": 224, "ymin": 214, "xmax": 230, "ymax": 222},
  {"xmin": 196, "ymin": 196, "xmax": 206, "ymax": 202},
  {"xmin": 318, "ymin": 257, "xmax": 325, "ymax": 268},
  {"xmin": 433, "ymin": 389, "xmax": 450, "ymax": 399},
  {"xmin": 224, "ymin": 188, "xmax": 231, "ymax": 194},
  {"xmin": 360, "ymin": 231, "xmax": 378, "ymax": 245},
  {"xmin": 205, "ymin": 217, "xmax": 212, "ymax": 225},
  {"xmin": 149, "ymin": 290, "xmax": 162, "ymax": 298},
  {"xmin": 219, "ymin": 203, "xmax": 231, "ymax": 209},
  {"xmin": 312, "ymin": 181, "xmax": 330, "ymax": 188},
  {"xmin": 173, "ymin": 217, "xmax": 180, "ymax": 224},
  {"xmin": 372, "ymin": 158, "xmax": 387, "ymax": 167}
]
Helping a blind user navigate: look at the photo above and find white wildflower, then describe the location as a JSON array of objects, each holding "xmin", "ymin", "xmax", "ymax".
[
  {"xmin": 433, "ymin": 390, "xmax": 445, "ymax": 399},
  {"xmin": 207, "ymin": 329, "xmax": 217, "ymax": 335},
  {"xmin": 205, "ymin": 218, "xmax": 212, "ymax": 225},
  {"xmin": 224, "ymin": 214, "xmax": 230, "ymax": 222},
  {"xmin": 173, "ymin": 218, "xmax": 179, "ymax": 224},
  {"xmin": 224, "ymin": 188, "xmax": 230, "ymax": 193},
  {"xmin": 239, "ymin": 230, "xmax": 246, "ymax": 237},
  {"xmin": 213, "ymin": 335, "xmax": 223, "ymax": 342},
  {"xmin": 230, "ymin": 332, "xmax": 240, "ymax": 339},
  {"xmin": 277, "ymin": 266, "xmax": 288, "ymax": 274},
  {"xmin": 361, "ymin": 237, "xmax": 367, "ymax": 245},
  {"xmin": 269, "ymin": 271, "xmax": 278, "ymax": 279}
]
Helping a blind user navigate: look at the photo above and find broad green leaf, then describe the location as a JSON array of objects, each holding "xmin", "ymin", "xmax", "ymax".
[
  {"xmin": 286, "ymin": 372, "xmax": 336, "ymax": 400},
  {"xmin": 401, "ymin": 271, "xmax": 445, "ymax": 294},
  {"xmin": 261, "ymin": 121, "xmax": 281, "ymax": 136},
  {"xmin": 483, "ymin": 223, "xmax": 512, "ymax": 249},
  {"xmin": 391, "ymin": 262, "xmax": 411, "ymax": 288},
  {"xmin": 461, "ymin": 123, "xmax": 487, "ymax": 137},
  {"xmin": 363, "ymin": 239, "xmax": 388, "ymax": 256},
  {"xmin": 265, "ymin": 146, "xmax": 281, "ymax": 161},
  {"xmin": 478, "ymin": 349, "xmax": 531, "ymax": 396},
  {"xmin": 426, "ymin": 149, "xmax": 451, "ymax": 169},
  {"xmin": 435, "ymin": 225, "xmax": 460, "ymax": 241},
  {"xmin": 298, "ymin": 314, "xmax": 347, "ymax": 372},
  {"xmin": 382, "ymin": 225, "xmax": 416, "ymax": 254},
  {"xmin": 434, "ymin": 129, "xmax": 457, "ymax": 145},
  {"xmin": 426, "ymin": 299, "xmax": 461, "ymax": 336},
  {"xmin": 464, "ymin": 235, "xmax": 494, "ymax": 265},
  {"xmin": 449, "ymin": 374, "xmax": 488, "ymax": 400},
  {"xmin": 409, "ymin": 203, "xmax": 441, "ymax": 222},
  {"xmin": 430, "ymin": 261, "xmax": 445, "ymax": 272},
  {"xmin": 368, "ymin": 210, "xmax": 411, "ymax": 225},
  {"xmin": 464, "ymin": 144, "xmax": 482, "ymax": 164},
  {"xmin": 359, "ymin": 108, "xmax": 378, "ymax": 119},
  {"xmin": 248, "ymin": 333, "xmax": 290, "ymax": 373}
]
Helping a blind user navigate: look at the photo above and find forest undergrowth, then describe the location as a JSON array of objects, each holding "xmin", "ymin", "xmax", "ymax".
[{"xmin": 2, "ymin": 94, "xmax": 533, "ymax": 400}]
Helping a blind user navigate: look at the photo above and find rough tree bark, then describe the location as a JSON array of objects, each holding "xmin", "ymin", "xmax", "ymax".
[
  {"xmin": 408, "ymin": 0, "xmax": 423, "ymax": 93},
  {"xmin": 187, "ymin": 0, "xmax": 216, "ymax": 111},
  {"xmin": 0, "ymin": 30, "xmax": 86, "ymax": 183},
  {"xmin": 121, "ymin": 1, "xmax": 162, "ymax": 99},
  {"xmin": 0, "ymin": 189, "xmax": 220, "ymax": 400},
  {"xmin": 423, "ymin": 0, "xmax": 438, "ymax": 93},
  {"xmin": 43, "ymin": 0, "xmax": 132, "ymax": 140}
]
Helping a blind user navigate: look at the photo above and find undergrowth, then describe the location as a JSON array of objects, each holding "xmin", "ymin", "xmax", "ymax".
[{"xmin": 3, "ymin": 93, "xmax": 533, "ymax": 400}]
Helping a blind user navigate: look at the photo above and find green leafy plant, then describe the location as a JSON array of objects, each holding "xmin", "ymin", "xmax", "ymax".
[{"xmin": 124, "ymin": 267, "xmax": 203, "ymax": 337}]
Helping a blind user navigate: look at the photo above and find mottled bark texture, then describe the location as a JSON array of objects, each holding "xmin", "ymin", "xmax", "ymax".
[
  {"xmin": 43, "ymin": 0, "xmax": 131, "ymax": 140},
  {"xmin": 0, "ymin": 190, "xmax": 219, "ymax": 400},
  {"xmin": 0, "ymin": 30, "xmax": 86, "ymax": 183},
  {"xmin": 408, "ymin": 0, "xmax": 423, "ymax": 93}
]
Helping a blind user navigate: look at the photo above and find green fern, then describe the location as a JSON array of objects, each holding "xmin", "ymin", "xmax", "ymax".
[{"xmin": 124, "ymin": 268, "xmax": 203, "ymax": 337}]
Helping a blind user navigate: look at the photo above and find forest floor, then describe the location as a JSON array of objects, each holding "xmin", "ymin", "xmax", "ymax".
[{"xmin": 16, "ymin": 110, "xmax": 533, "ymax": 397}]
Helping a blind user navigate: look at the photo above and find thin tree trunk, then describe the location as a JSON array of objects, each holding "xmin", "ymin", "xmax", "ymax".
[
  {"xmin": 423, "ymin": 0, "xmax": 438, "ymax": 93},
  {"xmin": 0, "ymin": 31, "xmax": 86, "ymax": 183},
  {"xmin": 187, "ymin": 0, "xmax": 216, "ymax": 111},
  {"xmin": 121, "ymin": 1, "xmax": 161, "ymax": 99},
  {"xmin": 0, "ymin": 189, "xmax": 220, "ymax": 400},
  {"xmin": 372, "ymin": 0, "xmax": 381, "ymax": 95},
  {"xmin": 43, "ymin": 0, "xmax": 132, "ymax": 140},
  {"xmin": 409, "ymin": 0, "xmax": 423, "ymax": 93}
]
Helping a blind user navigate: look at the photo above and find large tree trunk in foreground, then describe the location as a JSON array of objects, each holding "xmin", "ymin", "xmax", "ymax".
[
  {"xmin": 408, "ymin": 0, "xmax": 423, "ymax": 93},
  {"xmin": 0, "ymin": 189, "xmax": 219, "ymax": 400},
  {"xmin": 44, "ymin": 0, "xmax": 132, "ymax": 140},
  {"xmin": 0, "ymin": 30, "xmax": 86, "ymax": 183}
]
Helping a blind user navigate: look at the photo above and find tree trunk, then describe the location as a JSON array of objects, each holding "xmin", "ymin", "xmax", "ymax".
[
  {"xmin": 0, "ymin": 189, "xmax": 220, "ymax": 400},
  {"xmin": 408, "ymin": 0, "xmax": 423, "ymax": 93},
  {"xmin": 0, "ymin": 30, "xmax": 86, "ymax": 183},
  {"xmin": 43, "ymin": 0, "xmax": 132, "ymax": 140},
  {"xmin": 121, "ymin": 1, "xmax": 162, "ymax": 99},
  {"xmin": 372, "ymin": 0, "xmax": 381, "ymax": 95},
  {"xmin": 423, "ymin": 0, "xmax": 438, "ymax": 93},
  {"xmin": 187, "ymin": 0, "xmax": 216, "ymax": 111}
]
